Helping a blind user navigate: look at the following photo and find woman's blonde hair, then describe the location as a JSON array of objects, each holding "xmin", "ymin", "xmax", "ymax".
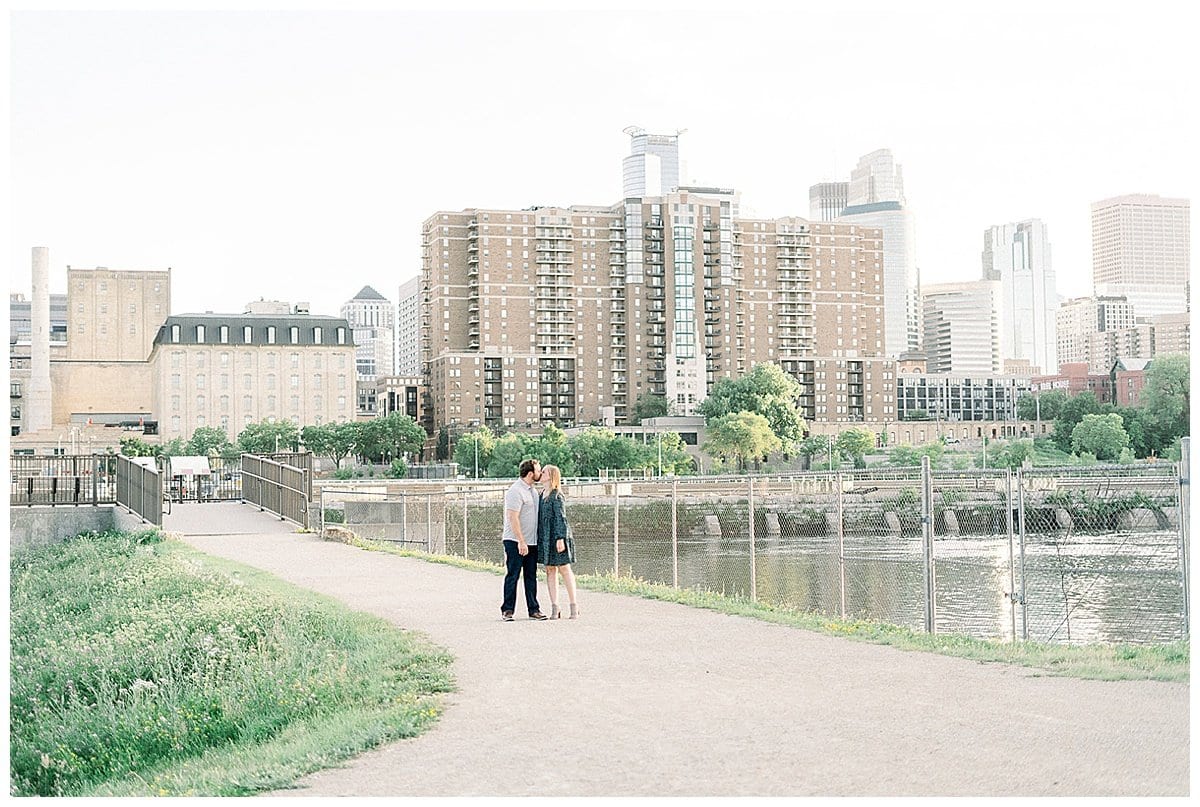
[{"xmin": 540, "ymin": 464, "xmax": 562, "ymax": 498}]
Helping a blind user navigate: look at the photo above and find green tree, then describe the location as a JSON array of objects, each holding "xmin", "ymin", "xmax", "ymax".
[
  {"xmin": 992, "ymin": 439, "xmax": 1036, "ymax": 469},
  {"xmin": 377, "ymin": 413, "xmax": 426, "ymax": 462},
  {"xmin": 302, "ymin": 421, "xmax": 358, "ymax": 469},
  {"xmin": 703, "ymin": 412, "xmax": 781, "ymax": 472},
  {"xmin": 835, "ymin": 427, "xmax": 876, "ymax": 469},
  {"xmin": 630, "ymin": 393, "xmax": 670, "ymax": 425},
  {"xmin": 186, "ymin": 426, "xmax": 235, "ymax": 458},
  {"xmin": 1137, "ymin": 354, "xmax": 1190, "ymax": 456},
  {"xmin": 697, "ymin": 363, "xmax": 806, "ymax": 452},
  {"xmin": 887, "ymin": 441, "xmax": 945, "ymax": 468},
  {"xmin": 1071, "ymin": 413, "xmax": 1130, "ymax": 461},
  {"xmin": 238, "ymin": 419, "xmax": 299, "ymax": 454},
  {"xmin": 1016, "ymin": 389, "xmax": 1068, "ymax": 421},
  {"xmin": 119, "ymin": 436, "xmax": 161, "ymax": 458},
  {"xmin": 487, "ymin": 433, "xmax": 532, "ymax": 478},
  {"xmin": 527, "ymin": 423, "xmax": 575, "ymax": 476},
  {"xmin": 452, "ymin": 427, "xmax": 496, "ymax": 479},
  {"xmin": 1052, "ymin": 392, "xmax": 1106, "ymax": 452},
  {"xmin": 648, "ymin": 431, "xmax": 695, "ymax": 475},
  {"xmin": 569, "ymin": 427, "xmax": 632, "ymax": 477}
]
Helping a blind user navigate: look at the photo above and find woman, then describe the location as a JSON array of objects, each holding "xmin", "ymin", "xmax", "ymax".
[{"xmin": 536, "ymin": 464, "xmax": 578, "ymax": 619}]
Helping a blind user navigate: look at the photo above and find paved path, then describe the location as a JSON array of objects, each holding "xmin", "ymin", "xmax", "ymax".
[{"xmin": 166, "ymin": 503, "xmax": 1189, "ymax": 797}]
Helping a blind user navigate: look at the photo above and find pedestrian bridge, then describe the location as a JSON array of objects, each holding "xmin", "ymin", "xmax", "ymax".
[{"xmin": 163, "ymin": 501, "xmax": 300, "ymax": 536}]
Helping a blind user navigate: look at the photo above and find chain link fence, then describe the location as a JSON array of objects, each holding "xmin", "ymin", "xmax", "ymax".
[{"xmin": 318, "ymin": 448, "xmax": 1189, "ymax": 645}]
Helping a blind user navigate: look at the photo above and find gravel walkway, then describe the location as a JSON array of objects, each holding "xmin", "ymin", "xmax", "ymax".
[{"xmin": 168, "ymin": 503, "xmax": 1189, "ymax": 797}]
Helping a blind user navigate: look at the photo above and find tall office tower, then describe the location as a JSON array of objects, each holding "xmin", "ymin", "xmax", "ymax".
[
  {"xmin": 982, "ymin": 219, "xmax": 1058, "ymax": 374},
  {"xmin": 922, "ymin": 281, "xmax": 1001, "ymax": 375},
  {"xmin": 808, "ymin": 182, "xmax": 848, "ymax": 221},
  {"xmin": 419, "ymin": 193, "xmax": 890, "ymax": 433},
  {"xmin": 836, "ymin": 149, "xmax": 919, "ymax": 356},
  {"xmin": 622, "ymin": 127, "xmax": 681, "ymax": 198},
  {"xmin": 340, "ymin": 286, "xmax": 395, "ymax": 384},
  {"xmin": 1092, "ymin": 194, "xmax": 1190, "ymax": 319},
  {"xmin": 1056, "ymin": 295, "xmax": 1136, "ymax": 368},
  {"xmin": 395, "ymin": 276, "xmax": 422, "ymax": 377},
  {"xmin": 65, "ymin": 266, "xmax": 171, "ymax": 361}
]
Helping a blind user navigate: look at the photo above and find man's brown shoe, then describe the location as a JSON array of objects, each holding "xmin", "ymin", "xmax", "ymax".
[{"xmin": 529, "ymin": 612, "xmax": 549, "ymax": 621}]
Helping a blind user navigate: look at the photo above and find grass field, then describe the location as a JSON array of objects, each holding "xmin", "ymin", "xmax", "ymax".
[
  {"xmin": 9, "ymin": 530, "xmax": 453, "ymax": 797},
  {"xmin": 344, "ymin": 536, "xmax": 1189, "ymax": 684}
]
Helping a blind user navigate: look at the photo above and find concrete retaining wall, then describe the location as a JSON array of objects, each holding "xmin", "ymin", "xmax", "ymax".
[{"xmin": 9, "ymin": 506, "xmax": 155, "ymax": 551}]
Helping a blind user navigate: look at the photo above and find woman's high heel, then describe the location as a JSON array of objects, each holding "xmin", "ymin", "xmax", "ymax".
[
  {"xmin": 550, "ymin": 604, "xmax": 561, "ymax": 619},
  {"xmin": 569, "ymin": 603, "xmax": 578, "ymax": 619}
]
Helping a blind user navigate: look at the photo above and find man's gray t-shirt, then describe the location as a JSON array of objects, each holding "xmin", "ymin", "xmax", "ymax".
[{"xmin": 502, "ymin": 479, "xmax": 539, "ymax": 545}]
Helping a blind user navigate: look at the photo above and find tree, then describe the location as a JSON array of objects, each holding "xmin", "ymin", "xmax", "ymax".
[
  {"xmin": 796, "ymin": 434, "xmax": 836, "ymax": 468},
  {"xmin": 238, "ymin": 419, "xmax": 299, "ymax": 454},
  {"xmin": 887, "ymin": 444, "xmax": 945, "ymax": 468},
  {"xmin": 569, "ymin": 427, "xmax": 633, "ymax": 477},
  {"xmin": 377, "ymin": 413, "xmax": 426, "ymax": 462},
  {"xmin": 649, "ymin": 431, "xmax": 695, "ymax": 476},
  {"xmin": 1071, "ymin": 413, "xmax": 1130, "ymax": 461},
  {"xmin": 527, "ymin": 423, "xmax": 575, "ymax": 476},
  {"xmin": 186, "ymin": 426, "xmax": 235, "ymax": 458},
  {"xmin": 1137, "ymin": 354, "xmax": 1189, "ymax": 456},
  {"xmin": 1016, "ymin": 389, "xmax": 1068, "ymax": 421},
  {"xmin": 991, "ymin": 439, "xmax": 1035, "ymax": 470},
  {"xmin": 487, "ymin": 433, "xmax": 532, "ymax": 478},
  {"xmin": 835, "ymin": 428, "xmax": 876, "ymax": 469},
  {"xmin": 452, "ymin": 427, "xmax": 496, "ymax": 479},
  {"xmin": 703, "ymin": 412, "xmax": 781, "ymax": 472},
  {"xmin": 302, "ymin": 421, "xmax": 358, "ymax": 469},
  {"xmin": 1052, "ymin": 392, "xmax": 1106, "ymax": 452},
  {"xmin": 630, "ymin": 393, "xmax": 670, "ymax": 425},
  {"xmin": 119, "ymin": 436, "xmax": 161, "ymax": 458},
  {"xmin": 697, "ymin": 363, "xmax": 806, "ymax": 452}
]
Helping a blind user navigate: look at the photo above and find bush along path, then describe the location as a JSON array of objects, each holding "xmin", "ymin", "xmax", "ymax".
[{"xmin": 8, "ymin": 529, "xmax": 453, "ymax": 797}]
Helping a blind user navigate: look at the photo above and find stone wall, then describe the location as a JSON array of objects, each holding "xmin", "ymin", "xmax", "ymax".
[{"xmin": 9, "ymin": 505, "xmax": 156, "ymax": 551}]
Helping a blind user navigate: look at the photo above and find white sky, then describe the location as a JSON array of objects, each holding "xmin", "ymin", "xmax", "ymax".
[{"xmin": 6, "ymin": 1, "xmax": 1197, "ymax": 316}]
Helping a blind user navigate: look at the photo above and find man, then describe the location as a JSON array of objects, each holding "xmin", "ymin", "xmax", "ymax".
[{"xmin": 501, "ymin": 458, "xmax": 547, "ymax": 621}]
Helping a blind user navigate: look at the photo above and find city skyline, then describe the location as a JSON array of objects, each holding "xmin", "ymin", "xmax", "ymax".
[{"xmin": 8, "ymin": 4, "xmax": 1197, "ymax": 316}]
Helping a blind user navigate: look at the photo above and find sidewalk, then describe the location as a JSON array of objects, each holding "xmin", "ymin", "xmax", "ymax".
[{"xmin": 172, "ymin": 504, "xmax": 1189, "ymax": 797}]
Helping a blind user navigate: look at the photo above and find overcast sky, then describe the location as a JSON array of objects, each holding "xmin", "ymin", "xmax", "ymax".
[{"xmin": 7, "ymin": 1, "xmax": 1196, "ymax": 316}]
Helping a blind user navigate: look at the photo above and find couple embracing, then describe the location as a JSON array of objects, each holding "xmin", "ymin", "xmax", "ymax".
[{"xmin": 500, "ymin": 458, "xmax": 579, "ymax": 621}]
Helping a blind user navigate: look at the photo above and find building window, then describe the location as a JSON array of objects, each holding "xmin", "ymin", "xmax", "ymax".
[
  {"xmin": 10, "ymin": 382, "xmax": 21, "ymax": 397},
  {"xmin": 220, "ymin": 395, "xmax": 229, "ymax": 412},
  {"xmin": 171, "ymin": 374, "xmax": 181, "ymax": 390},
  {"xmin": 289, "ymin": 326, "xmax": 299, "ymax": 344},
  {"xmin": 171, "ymin": 324, "xmax": 181, "ymax": 343},
  {"xmin": 267, "ymin": 395, "xmax": 276, "ymax": 411},
  {"xmin": 219, "ymin": 325, "xmax": 229, "ymax": 343},
  {"xmin": 220, "ymin": 352, "xmax": 230, "ymax": 368},
  {"xmin": 243, "ymin": 325, "xmax": 253, "ymax": 343},
  {"xmin": 337, "ymin": 327, "xmax": 346, "ymax": 344},
  {"xmin": 313, "ymin": 327, "xmax": 322, "ymax": 344},
  {"xmin": 266, "ymin": 374, "xmax": 276, "ymax": 389},
  {"xmin": 196, "ymin": 374, "xmax": 205, "ymax": 389},
  {"xmin": 290, "ymin": 353, "xmax": 299, "ymax": 368},
  {"xmin": 267, "ymin": 326, "xmax": 276, "ymax": 344},
  {"xmin": 290, "ymin": 395, "xmax": 300, "ymax": 410},
  {"xmin": 290, "ymin": 374, "xmax": 299, "ymax": 389},
  {"xmin": 197, "ymin": 395, "xmax": 206, "ymax": 410},
  {"xmin": 244, "ymin": 374, "xmax": 252, "ymax": 390},
  {"xmin": 196, "ymin": 325, "xmax": 206, "ymax": 342},
  {"xmin": 242, "ymin": 395, "xmax": 252, "ymax": 410}
]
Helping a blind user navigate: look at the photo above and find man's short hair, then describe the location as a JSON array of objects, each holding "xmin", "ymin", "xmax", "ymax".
[{"xmin": 519, "ymin": 459, "xmax": 539, "ymax": 478}]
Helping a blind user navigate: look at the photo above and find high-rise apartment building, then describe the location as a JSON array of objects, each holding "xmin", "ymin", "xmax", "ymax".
[
  {"xmin": 1092, "ymin": 194, "xmax": 1190, "ymax": 319},
  {"xmin": 1056, "ymin": 295, "xmax": 1136, "ymax": 370},
  {"xmin": 836, "ymin": 149, "xmax": 919, "ymax": 356},
  {"xmin": 621, "ymin": 127, "xmax": 681, "ymax": 198},
  {"xmin": 340, "ymin": 286, "xmax": 395, "ymax": 385},
  {"xmin": 395, "ymin": 276, "xmax": 422, "ymax": 377},
  {"xmin": 808, "ymin": 182, "xmax": 848, "ymax": 222},
  {"xmin": 420, "ymin": 192, "xmax": 892, "ymax": 433},
  {"xmin": 922, "ymin": 281, "xmax": 1001, "ymax": 375},
  {"xmin": 982, "ymin": 219, "xmax": 1057, "ymax": 374}
]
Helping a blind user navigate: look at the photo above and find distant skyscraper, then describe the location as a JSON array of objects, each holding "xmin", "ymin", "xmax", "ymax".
[
  {"xmin": 1091, "ymin": 194, "xmax": 1190, "ymax": 319},
  {"xmin": 622, "ymin": 127, "xmax": 681, "ymax": 198},
  {"xmin": 395, "ymin": 276, "xmax": 421, "ymax": 377},
  {"xmin": 982, "ymin": 219, "xmax": 1057, "ymax": 374},
  {"xmin": 808, "ymin": 182, "xmax": 848, "ymax": 221},
  {"xmin": 340, "ymin": 286, "xmax": 394, "ymax": 386},
  {"xmin": 922, "ymin": 281, "xmax": 1001, "ymax": 375},
  {"xmin": 837, "ymin": 149, "xmax": 919, "ymax": 356}
]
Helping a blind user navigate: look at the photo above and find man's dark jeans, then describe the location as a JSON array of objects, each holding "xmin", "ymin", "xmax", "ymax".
[{"xmin": 501, "ymin": 540, "xmax": 540, "ymax": 616}]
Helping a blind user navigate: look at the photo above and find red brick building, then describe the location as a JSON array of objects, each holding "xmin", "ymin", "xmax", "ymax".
[
  {"xmin": 1030, "ymin": 361, "xmax": 1113, "ymax": 403},
  {"xmin": 1111, "ymin": 357, "xmax": 1153, "ymax": 407}
]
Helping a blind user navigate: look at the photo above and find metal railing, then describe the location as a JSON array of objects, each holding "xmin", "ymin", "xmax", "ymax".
[
  {"xmin": 241, "ymin": 452, "xmax": 312, "ymax": 528},
  {"xmin": 9, "ymin": 454, "xmax": 118, "ymax": 506},
  {"xmin": 114, "ymin": 455, "xmax": 163, "ymax": 526},
  {"xmin": 318, "ymin": 457, "xmax": 1189, "ymax": 646}
]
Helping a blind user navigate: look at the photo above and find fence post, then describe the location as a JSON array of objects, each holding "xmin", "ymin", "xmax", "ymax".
[
  {"xmin": 921, "ymin": 456, "xmax": 936, "ymax": 633},
  {"xmin": 92, "ymin": 455, "xmax": 99, "ymax": 503},
  {"xmin": 672, "ymin": 478, "xmax": 679, "ymax": 589},
  {"xmin": 1017, "ymin": 468, "xmax": 1029, "ymax": 641},
  {"xmin": 837, "ymin": 471, "xmax": 846, "ymax": 619},
  {"xmin": 426, "ymin": 494, "xmax": 433, "ymax": 554},
  {"xmin": 1179, "ymin": 437, "xmax": 1190, "ymax": 637},
  {"xmin": 748, "ymin": 476, "xmax": 757, "ymax": 603},
  {"xmin": 613, "ymin": 485, "xmax": 620, "ymax": 576},
  {"xmin": 463, "ymin": 487, "xmax": 469, "ymax": 559},
  {"xmin": 1005, "ymin": 469, "xmax": 1017, "ymax": 643},
  {"xmin": 401, "ymin": 492, "xmax": 408, "ymax": 543}
]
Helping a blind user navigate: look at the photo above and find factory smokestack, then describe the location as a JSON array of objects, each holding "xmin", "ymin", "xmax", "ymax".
[{"xmin": 28, "ymin": 246, "xmax": 52, "ymax": 433}]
